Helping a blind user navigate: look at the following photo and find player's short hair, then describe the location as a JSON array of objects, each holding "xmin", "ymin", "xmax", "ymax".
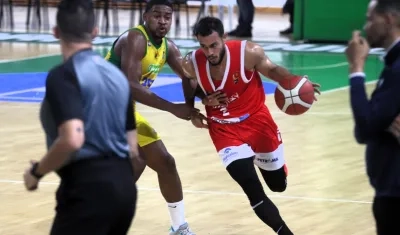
[
  {"xmin": 193, "ymin": 17, "xmax": 224, "ymax": 38},
  {"xmin": 56, "ymin": 0, "xmax": 95, "ymax": 43},
  {"xmin": 145, "ymin": 0, "xmax": 173, "ymax": 13}
]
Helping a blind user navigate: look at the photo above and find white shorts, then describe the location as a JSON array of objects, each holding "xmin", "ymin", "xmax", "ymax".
[{"xmin": 217, "ymin": 143, "xmax": 285, "ymax": 171}]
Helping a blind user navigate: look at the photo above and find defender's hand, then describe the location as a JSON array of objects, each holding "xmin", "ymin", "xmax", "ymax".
[
  {"xmin": 170, "ymin": 103, "xmax": 200, "ymax": 121},
  {"xmin": 191, "ymin": 112, "xmax": 208, "ymax": 129}
]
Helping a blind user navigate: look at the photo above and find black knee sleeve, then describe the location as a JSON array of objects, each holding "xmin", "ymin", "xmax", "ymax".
[
  {"xmin": 226, "ymin": 157, "xmax": 266, "ymax": 206},
  {"xmin": 259, "ymin": 166, "xmax": 287, "ymax": 192},
  {"xmin": 226, "ymin": 158, "xmax": 293, "ymax": 234}
]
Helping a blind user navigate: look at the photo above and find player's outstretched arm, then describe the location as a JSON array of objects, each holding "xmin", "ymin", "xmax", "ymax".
[
  {"xmin": 246, "ymin": 41, "xmax": 320, "ymax": 96},
  {"xmin": 166, "ymin": 40, "xmax": 205, "ymax": 108},
  {"xmin": 120, "ymin": 31, "xmax": 197, "ymax": 120},
  {"xmin": 121, "ymin": 30, "xmax": 175, "ymax": 112},
  {"xmin": 181, "ymin": 52, "xmax": 208, "ymax": 129}
]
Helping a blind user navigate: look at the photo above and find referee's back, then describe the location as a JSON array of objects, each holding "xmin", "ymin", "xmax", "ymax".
[
  {"xmin": 34, "ymin": 1, "xmax": 138, "ymax": 234},
  {"xmin": 41, "ymin": 49, "xmax": 132, "ymax": 163}
]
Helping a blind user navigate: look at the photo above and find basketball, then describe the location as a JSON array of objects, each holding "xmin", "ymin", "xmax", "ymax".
[{"xmin": 274, "ymin": 76, "xmax": 315, "ymax": 115}]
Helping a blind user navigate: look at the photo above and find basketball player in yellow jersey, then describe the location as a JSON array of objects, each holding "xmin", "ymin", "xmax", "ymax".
[{"xmin": 104, "ymin": 1, "xmax": 201, "ymax": 234}]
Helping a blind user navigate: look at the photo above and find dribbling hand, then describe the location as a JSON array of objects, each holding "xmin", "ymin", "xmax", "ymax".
[{"xmin": 304, "ymin": 75, "xmax": 321, "ymax": 101}]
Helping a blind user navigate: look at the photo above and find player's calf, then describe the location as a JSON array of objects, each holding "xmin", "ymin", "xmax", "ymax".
[
  {"xmin": 226, "ymin": 158, "xmax": 293, "ymax": 235},
  {"xmin": 259, "ymin": 166, "xmax": 288, "ymax": 193},
  {"xmin": 140, "ymin": 141, "xmax": 195, "ymax": 234}
]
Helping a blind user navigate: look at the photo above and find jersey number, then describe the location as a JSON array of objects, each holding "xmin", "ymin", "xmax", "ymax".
[
  {"xmin": 142, "ymin": 77, "xmax": 154, "ymax": 88},
  {"xmin": 220, "ymin": 106, "xmax": 230, "ymax": 116}
]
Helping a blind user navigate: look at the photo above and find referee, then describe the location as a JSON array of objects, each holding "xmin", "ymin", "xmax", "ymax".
[
  {"xmin": 345, "ymin": 0, "xmax": 400, "ymax": 234},
  {"xmin": 22, "ymin": 0, "xmax": 139, "ymax": 234}
]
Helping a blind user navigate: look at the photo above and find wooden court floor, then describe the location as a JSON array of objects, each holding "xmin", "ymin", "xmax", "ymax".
[{"xmin": 0, "ymin": 42, "xmax": 377, "ymax": 235}]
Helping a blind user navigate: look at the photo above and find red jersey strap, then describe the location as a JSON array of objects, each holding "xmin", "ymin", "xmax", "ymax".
[{"xmin": 191, "ymin": 50, "xmax": 211, "ymax": 94}]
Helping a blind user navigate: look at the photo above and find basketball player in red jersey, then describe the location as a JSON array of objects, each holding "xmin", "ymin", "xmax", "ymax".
[{"xmin": 182, "ymin": 17, "xmax": 320, "ymax": 235}]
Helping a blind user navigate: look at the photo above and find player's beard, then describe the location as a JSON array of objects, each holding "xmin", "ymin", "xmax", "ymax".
[{"xmin": 209, "ymin": 47, "xmax": 226, "ymax": 66}]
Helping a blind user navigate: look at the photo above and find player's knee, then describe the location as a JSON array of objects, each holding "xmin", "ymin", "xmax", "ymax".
[
  {"xmin": 227, "ymin": 158, "xmax": 266, "ymax": 205},
  {"xmin": 158, "ymin": 153, "xmax": 177, "ymax": 171},
  {"xmin": 266, "ymin": 179, "xmax": 287, "ymax": 193},
  {"xmin": 260, "ymin": 166, "xmax": 287, "ymax": 193}
]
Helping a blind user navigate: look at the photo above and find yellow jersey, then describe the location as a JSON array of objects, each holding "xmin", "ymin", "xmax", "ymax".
[{"xmin": 105, "ymin": 24, "xmax": 168, "ymax": 88}]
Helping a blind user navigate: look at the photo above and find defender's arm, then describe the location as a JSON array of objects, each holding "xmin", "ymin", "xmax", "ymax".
[
  {"xmin": 167, "ymin": 41, "xmax": 206, "ymax": 107},
  {"xmin": 121, "ymin": 30, "xmax": 175, "ymax": 112}
]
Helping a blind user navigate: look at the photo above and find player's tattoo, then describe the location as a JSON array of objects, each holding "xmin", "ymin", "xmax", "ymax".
[{"xmin": 76, "ymin": 127, "xmax": 82, "ymax": 132}]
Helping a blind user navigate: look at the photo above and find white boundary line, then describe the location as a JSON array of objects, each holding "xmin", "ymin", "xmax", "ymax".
[
  {"xmin": 0, "ymin": 53, "xmax": 60, "ymax": 64},
  {"xmin": 0, "ymin": 179, "xmax": 372, "ymax": 205},
  {"xmin": 287, "ymin": 62, "xmax": 348, "ymax": 70}
]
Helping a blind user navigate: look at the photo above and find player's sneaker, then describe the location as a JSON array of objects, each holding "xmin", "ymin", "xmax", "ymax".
[{"xmin": 169, "ymin": 222, "xmax": 195, "ymax": 235}]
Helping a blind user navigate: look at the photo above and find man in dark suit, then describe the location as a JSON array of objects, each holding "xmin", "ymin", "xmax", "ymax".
[{"xmin": 345, "ymin": 0, "xmax": 400, "ymax": 234}]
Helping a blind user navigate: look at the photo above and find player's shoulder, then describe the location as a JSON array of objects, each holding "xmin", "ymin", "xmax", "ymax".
[
  {"xmin": 182, "ymin": 51, "xmax": 193, "ymax": 65},
  {"xmin": 125, "ymin": 27, "xmax": 147, "ymax": 43},
  {"xmin": 165, "ymin": 37, "xmax": 179, "ymax": 52},
  {"xmin": 243, "ymin": 40, "xmax": 262, "ymax": 51},
  {"xmin": 182, "ymin": 50, "xmax": 196, "ymax": 75},
  {"xmin": 243, "ymin": 40, "xmax": 264, "ymax": 58}
]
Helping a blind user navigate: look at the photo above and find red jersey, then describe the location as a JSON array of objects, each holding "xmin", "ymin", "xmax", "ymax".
[{"xmin": 192, "ymin": 40, "xmax": 266, "ymax": 124}]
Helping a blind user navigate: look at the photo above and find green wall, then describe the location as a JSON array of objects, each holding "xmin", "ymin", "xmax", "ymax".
[{"xmin": 294, "ymin": 0, "xmax": 370, "ymax": 42}]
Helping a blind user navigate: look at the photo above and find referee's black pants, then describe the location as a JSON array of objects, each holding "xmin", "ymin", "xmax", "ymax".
[
  {"xmin": 50, "ymin": 156, "xmax": 137, "ymax": 235},
  {"xmin": 373, "ymin": 196, "xmax": 400, "ymax": 235}
]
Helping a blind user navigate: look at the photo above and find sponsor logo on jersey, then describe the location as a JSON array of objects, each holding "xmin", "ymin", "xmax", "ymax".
[
  {"xmin": 232, "ymin": 71, "xmax": 240, "ymax": 84},
  {"xmin": 148, "ymin": 64, "xmax": 160, "ymax": 73}
]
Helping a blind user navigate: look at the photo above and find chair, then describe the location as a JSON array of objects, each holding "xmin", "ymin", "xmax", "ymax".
[
  {"xmin": 26, "ymin": 0, "xmax": 49, "ymax": 31},
  {"xmin": 171, "ymin": 0, "xmax": 190, "ymax": 36},
  {"xmin": 190, "ymin": 0, "xmax": 212, "ymax": 27},
  {"xmin": 0, "ymin": 0, "xmax": 14, "ymax": 30},
  {"xmin": 129, "ymin": 0, "xmax": 147, "ymax": 28},
  {"xmin": 94, "ymin": 0, "xmax": 120, "ymax": 35}
]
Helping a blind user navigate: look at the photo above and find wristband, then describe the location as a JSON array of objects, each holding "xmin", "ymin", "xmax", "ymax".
[{"xmin": 30, "ymin": 162, "xmax": 44, "ymax": 180}]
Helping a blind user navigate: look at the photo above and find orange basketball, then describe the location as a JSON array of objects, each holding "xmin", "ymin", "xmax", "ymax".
[{"xmin": 274, "ymin": 76, "xmax": 315, "ymax": 115}]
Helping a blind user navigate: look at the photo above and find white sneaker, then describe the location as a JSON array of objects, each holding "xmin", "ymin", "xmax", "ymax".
[{"xmin": 169, "ymin": 222, "xmax": 195, "ymax": 235}]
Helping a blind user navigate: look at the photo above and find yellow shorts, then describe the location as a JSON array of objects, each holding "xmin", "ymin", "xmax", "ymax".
[{"xmin": 135, "ymin": 111, "xmax": 161, "ymax": 147}]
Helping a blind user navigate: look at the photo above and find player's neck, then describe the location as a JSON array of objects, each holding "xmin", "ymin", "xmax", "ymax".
[
  {"xmin": 143, "ymin": 25, "xmax": 163, "ymax": 45},
  {"xmin": 61, "ymin": 42, "xmax": 92, "ymax": 61},
  {"xmin": 384, "ymin": 31, "xmax": 400, "ymax": 51}
]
